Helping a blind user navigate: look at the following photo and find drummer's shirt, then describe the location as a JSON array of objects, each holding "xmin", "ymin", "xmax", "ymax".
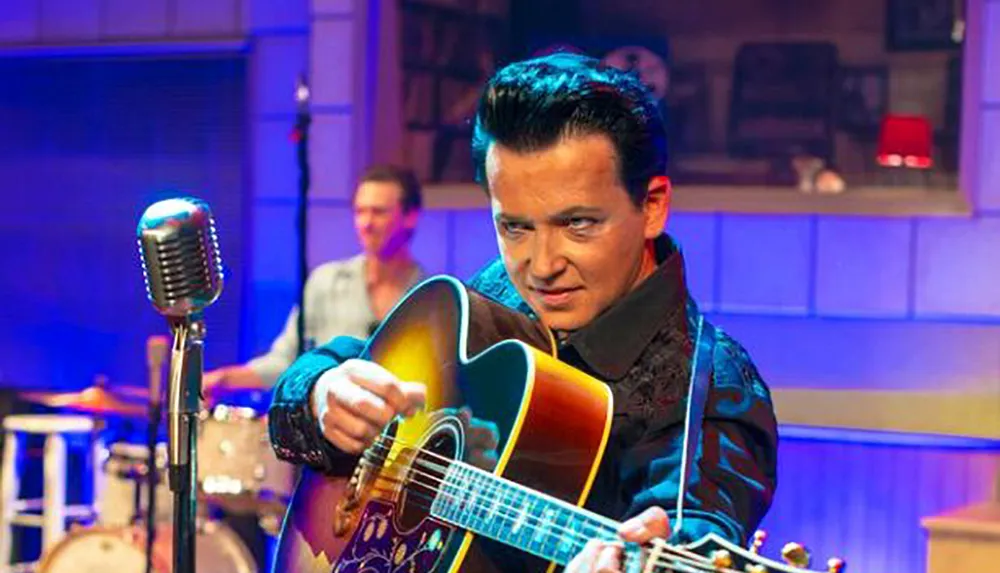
[{"xmin": 246, "ymin": 254, "xmax": 423, "ymax": 387}]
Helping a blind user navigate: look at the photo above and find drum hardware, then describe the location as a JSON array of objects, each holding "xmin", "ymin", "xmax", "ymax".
[
  {"xmin": 19, "ymin": 377, "xmax": 148, "ymax": 418},
  {"xmin": 144, "ymin": 335, "xmax": 168, "ymax": 573},
  {"xmin": 20, "ymin": 370, "xmax": 288, "ymax": 572}
]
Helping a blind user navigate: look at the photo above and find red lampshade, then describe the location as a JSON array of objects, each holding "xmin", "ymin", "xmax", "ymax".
[{"xmin": 876, "ymin": 114, "xmax": 933, "ymax": 169}]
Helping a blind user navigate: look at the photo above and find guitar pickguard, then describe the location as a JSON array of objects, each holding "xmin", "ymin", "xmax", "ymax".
[{"xmin": 334, "ymin": 499, "xmax": 456, "ymax": 573}]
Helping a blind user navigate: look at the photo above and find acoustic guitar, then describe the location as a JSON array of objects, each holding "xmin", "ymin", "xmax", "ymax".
[{"xmin": 272, "ymin": 276, "xmax": 843, "ymax": 573}]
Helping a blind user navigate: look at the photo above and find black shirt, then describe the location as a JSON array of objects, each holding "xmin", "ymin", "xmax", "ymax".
[{"xmin": 268, "ymin": 233, "xmax": 777, "ymax": 546}]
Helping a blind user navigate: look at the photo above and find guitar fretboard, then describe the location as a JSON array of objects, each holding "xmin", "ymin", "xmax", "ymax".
[{"xmin": 431, "ymin": 462, "xmax": 622, "ymax": 566}]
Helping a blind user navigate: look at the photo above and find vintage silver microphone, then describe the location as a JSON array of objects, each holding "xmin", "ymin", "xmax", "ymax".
[
  {"xmin": 137, "ymin": 197, "xmax": 223, "ymax": 573},
  {"xmin": 138, "ymin": 197, "xmax": 223, "ymax": 317}
]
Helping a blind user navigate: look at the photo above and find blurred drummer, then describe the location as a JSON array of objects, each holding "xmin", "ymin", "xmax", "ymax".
[{"xmin": 204, "ymin": 164, "xmax": 425, "ymax": 399}]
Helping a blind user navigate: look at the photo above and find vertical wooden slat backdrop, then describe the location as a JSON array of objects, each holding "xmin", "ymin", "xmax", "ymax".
[{"xmin": 756, "ymin": 428, "xmax": 998, "ymax": 573}]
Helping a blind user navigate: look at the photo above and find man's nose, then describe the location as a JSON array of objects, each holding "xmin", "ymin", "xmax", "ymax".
[{"xmin": 528, "ymin": 230, "xmax": 568, "ymax": 280}]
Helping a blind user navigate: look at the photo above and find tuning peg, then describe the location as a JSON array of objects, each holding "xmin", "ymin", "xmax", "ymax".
[
  {"xmin": 781, "ymin": 542, "xmax": 810, "ymax": 568},
  {"xmin": 749, "ymin": 530, "xmax": 767, "ymax": 554},
  {"xmin": 710, "ymin": 549, "xmax": 733, "ymax": 568},
  {"xmin": 827, "ymin": 557, "xmax": 846, "ymax": 573},
  {"xmin": 744, "ymin": 565, "xmax": 767, "ymax": 573}
]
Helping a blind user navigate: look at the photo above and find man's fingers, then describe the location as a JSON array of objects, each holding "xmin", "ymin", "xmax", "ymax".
[
  {"xmin": 565, "ymin": 539, "xmax": 604, "ymax": 573},
  {"xmin": 332, "ymin": 382, "xmax": 395, "ymax": 428},
  {"xmin": 322, "ymin": 404, "xmax": 380, "ymax": 444},
  {"xmin": 468, "ymin": 448, "xmax": 498, "ymax": 471},
  {"xmin": 397, "ymin": 381, "xmax": 427, "ymax": 415},
  {"xmin": 594, "ymin": 541, "xmax": 623, "ymax": 573},
  {"xmin": 618, "ymin": 506, "xmax": 670, "ymax": 543},
  {"xmin": 345, "ymin": 360, "xmax": 426, "ymax": 415},
  {"xmin": 468, "ymin": 420, "xmax": 500, "ymax": 450},
  {"xmin": 322, "ymin": 425, "xmax": 366, "ymax": 454}
]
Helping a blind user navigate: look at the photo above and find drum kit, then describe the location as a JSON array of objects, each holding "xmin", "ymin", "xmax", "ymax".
[{"xmin": 14, "ymin": 339, "xmax": 295, "ymax": 573}]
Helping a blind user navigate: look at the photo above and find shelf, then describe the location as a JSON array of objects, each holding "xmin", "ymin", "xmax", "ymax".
[{"xmin": 424, "ymin": 182, "xmax": 973, "ymax": 218}]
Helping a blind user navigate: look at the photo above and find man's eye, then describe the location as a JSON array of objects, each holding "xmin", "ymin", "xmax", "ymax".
[
  {"xmin": 501, "ymin": 221, "xmax": 529, "ymax": 234},
  {"xmin": 567, "ymin": 217, "xmax": 597, "ymax": 230}
]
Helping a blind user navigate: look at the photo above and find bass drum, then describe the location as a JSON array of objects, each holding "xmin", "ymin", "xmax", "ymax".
[
  {"xmin": 36, "ymin": 527, "xmax": 169, "ymax": 573},
  {"xmin": 37, "ymin": 521, "xmax": 257, "ymax": 573}
]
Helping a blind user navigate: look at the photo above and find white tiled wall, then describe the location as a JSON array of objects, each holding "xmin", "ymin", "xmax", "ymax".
[
  {"xmin": 667, "ymin": 213, "xmax": 718, "ymax": 311},
  {"xmin": 309, "ymin": 18, "xmax": 356, "ymax": 108},
  {"xmin": 715, "ymin": 313, "xmax": 1000, "ymax": 392},
  {"xmin": 914, "ymin": 217, "xmax": 1000, "ymax": 317},
  {"xmin": 102, "ymin": 0, "xmax": 171, "ymax": 38},
  {"xmin": 308, "ymin": 113, "xmax": 356, "ymax": 201},
  {"xmin": 0, "ymin": 0, "xmax": 248, "ymax": 42},
  {"xmin": 982, "ymin": 0, "xmax": 1000, "ymax": 104},
  {"xmin": 306, "ymin": 205, "xmax": 358, "ymax": 269},
  {"xmin": 814, "ymin": 217, "xmax": 913, "ymax": 318},
  {"xmin": 40, "ymin": 0, "xmax": 101, "ymax": 40},
  {"xmin": 244, "ymin": 0, "xmax": 308, "ymax": 32},
  {"xmin": 0, "ymin": 0, "xmax": 39, "ymax": 42},
  {"xmin": 976, "ymin": 107, "xmax": 1000, "ymax": 211},
  {"xmin": 174, "ymin": 0, "xmax": 243, "ymax": 36},
  {"xmin": 717, "ymin": 215, "xmax": 814, "ymax": 315}
]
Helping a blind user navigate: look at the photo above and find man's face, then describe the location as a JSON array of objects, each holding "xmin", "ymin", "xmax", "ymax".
[
  {"xmin": 353, "ymin": 181, "xmax": 417, "ymax": 257},
  {"xmin": 486, "ymin": 134, "xmax": 669, "ymax": 333}
]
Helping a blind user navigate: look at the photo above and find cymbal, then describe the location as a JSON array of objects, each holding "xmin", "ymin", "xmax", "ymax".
[{"xmin": 20, "ymin": 385, "xmax": 147, "ymax": 417}]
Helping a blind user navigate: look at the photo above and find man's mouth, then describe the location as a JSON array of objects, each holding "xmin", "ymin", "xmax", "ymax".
[{"xmin": 530, "ymin": 286, "xmax": 581, "ymax": 308}]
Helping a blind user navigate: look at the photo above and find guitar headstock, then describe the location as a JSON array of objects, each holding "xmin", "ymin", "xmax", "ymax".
[{"xmin": 684, "ymin": 529, "xmax": 846, "ymax": 573}]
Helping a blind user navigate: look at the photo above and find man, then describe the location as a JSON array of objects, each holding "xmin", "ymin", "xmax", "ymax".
[
  {"xmin": 268, "ymin": 53, "xmax": 777, "ymax": 572},
  {"xmin": 204, "ymin": 164, "xmax": 425, "ymax": 395}
]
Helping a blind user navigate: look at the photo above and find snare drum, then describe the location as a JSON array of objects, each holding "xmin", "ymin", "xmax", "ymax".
[
  {"xmin": 37, "ymin": 521, "xmax": 257, "ymax": 573},
  {"xmin": 97, "ymin": 442, "xmax": 172, "ymax": 526},
  {"xmin": 197, "ymin": 404, "xmax": 294, "ymax": 513}
]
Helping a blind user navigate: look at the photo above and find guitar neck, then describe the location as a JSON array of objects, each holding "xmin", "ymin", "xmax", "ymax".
[{"xmin": 431, "ymin": 462, "xmax": 624, "ymax": 566}]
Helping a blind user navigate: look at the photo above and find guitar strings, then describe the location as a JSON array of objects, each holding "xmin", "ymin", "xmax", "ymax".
[
  {"xmin": 364, "ymin": 434, "xmax": 738, "ymax": 573},
  {"xmin": 361, "ymin": 443, "xmax": 735, "ymax": 573},
  {"xmin": 350, "ymin": 434, "xmax": 741, "ymax": 573},
  {"xmin": 364, "ymin": 480, "xmax": 716, "ymax": 573},
  {"xmin": 365, "ymin": 433, "xmax": 738, "ymax": 573}
]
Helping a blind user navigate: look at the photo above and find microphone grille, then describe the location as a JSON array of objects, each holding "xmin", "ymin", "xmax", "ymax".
[{"xmin": 138, "ymin": 197, "xmax": 224, "ymax": 318}]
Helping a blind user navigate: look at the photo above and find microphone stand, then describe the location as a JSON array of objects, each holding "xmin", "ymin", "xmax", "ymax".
[
  {"xmin": 166, "ymin": 318, "xmax": 204, "ymax": 573},
  {"xmin": 145, "ymin": 392, "xmax": 162, "ymax": 573},
  {"xmin": 293, "ymin": 74, "xmax": 311, "ymax": 357},
  {"xmin": 144, "ymin": 337, "xmax": 167, "ymax": 573}
]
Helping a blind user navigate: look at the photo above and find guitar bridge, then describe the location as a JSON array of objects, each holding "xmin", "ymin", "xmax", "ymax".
[{"xmin": 333, "ymin": 456, "xmax": 376, "ymax": 537}]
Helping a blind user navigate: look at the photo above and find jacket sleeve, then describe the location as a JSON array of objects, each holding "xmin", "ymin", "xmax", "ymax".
[
  {"xmin": 622, "ymin": 333, "xmax": 778, "ymax": 546},
  {"xmin": 267, "ymin": 335, "xmax": 367, "ymax": 475}
]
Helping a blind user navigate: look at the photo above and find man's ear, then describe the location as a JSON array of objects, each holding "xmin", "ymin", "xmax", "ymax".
[
  {"xmin": 403, "ymin": 209, "xmax": 419, "ymax": 231},
  {"xmin": 642, "ymin": 176, "xmax": 671, "ymax": 239}
]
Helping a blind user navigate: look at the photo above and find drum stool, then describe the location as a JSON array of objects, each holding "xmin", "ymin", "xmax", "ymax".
[{"xmin": 0, "ymin": 415, "xmax": 102, "ymax": 573}]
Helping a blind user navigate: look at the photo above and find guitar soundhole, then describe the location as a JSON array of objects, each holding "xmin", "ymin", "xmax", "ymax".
[{"xmin": 397, "ymin": 417, "xmax": 463, "ymax": 532}]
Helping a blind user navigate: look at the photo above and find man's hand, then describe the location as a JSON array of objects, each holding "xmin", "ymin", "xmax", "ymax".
[
  {"xmin": 456, "ymin": 406, "xmax": 500, "ymax": 471},
  {"xmin": 203, "ymin": 366, "xmax": 265, "ymax": 400},
  {"xmin": 564, "ymin": 507, "xmax": 671, "ymax": 573},
  {"xmin": 311, "ymin": 359, "xmax": 426, "ymax": 454}
]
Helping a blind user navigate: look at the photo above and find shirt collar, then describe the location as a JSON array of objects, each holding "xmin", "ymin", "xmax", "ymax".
[{"xmin": 562, "ymin": 233, "xmax": 688, "ymax": 380}]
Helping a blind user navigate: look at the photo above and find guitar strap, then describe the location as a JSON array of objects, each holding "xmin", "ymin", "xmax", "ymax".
[{"xmin": 672, "ymin": 314, "xmax": 716, "ymax": 537}]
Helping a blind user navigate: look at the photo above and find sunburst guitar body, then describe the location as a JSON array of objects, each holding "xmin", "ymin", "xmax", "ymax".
[{"xmin": 272, "ymin": 276, "xmax": 841, "ymax": 573}]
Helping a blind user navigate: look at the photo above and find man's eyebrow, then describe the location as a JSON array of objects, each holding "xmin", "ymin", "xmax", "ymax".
[
  {"xmin": 550, "ymin": 206, "xmax": 603, "ymax": 219},
  {"xmin": 494, "ymin": 207, "xmax": 604, "ymax": 224},
  {"xmin": 494, "ymin": 213, "xmax": 531, "ymax": 223}
]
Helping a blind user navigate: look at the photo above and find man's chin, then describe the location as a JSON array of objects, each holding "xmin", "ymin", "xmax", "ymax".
[{"xmin": 535, "ymin": 309, "xmax": 592, "ymax": 334}]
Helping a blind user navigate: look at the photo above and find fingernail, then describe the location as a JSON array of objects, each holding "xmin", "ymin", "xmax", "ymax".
[{"xmin": 619, "ymin": 521, "xmax": 644, "ymax": 537}]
